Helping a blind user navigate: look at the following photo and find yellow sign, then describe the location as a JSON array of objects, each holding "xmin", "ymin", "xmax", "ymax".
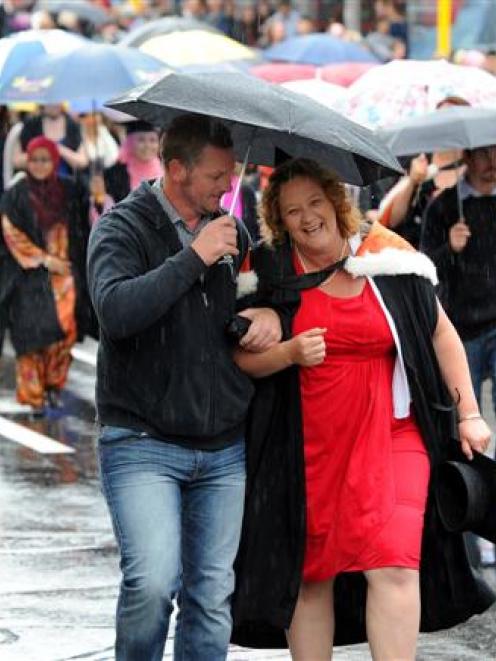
[{"xmin": 436, "ymin": 0, "xmax": 452, "ymax": 59}]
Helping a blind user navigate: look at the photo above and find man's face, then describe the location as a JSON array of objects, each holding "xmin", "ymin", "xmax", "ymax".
[
  {"xmin": 42, "ymin": 104, "xmax": 63, "ymax": 119},
  {"xmin": 180, "ymin": 145, "xmax": 235, "ymax": 215},
  {"xmin": 466, "ymin": 146, "xmax": 496, "ymax": 187}
]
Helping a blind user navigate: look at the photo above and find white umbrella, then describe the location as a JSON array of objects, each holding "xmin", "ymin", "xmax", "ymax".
[{"xmin": 281, "ymin": 79, "xmax": 347, "ymax": 111}]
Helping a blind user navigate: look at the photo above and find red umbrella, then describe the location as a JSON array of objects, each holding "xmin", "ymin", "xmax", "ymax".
[
  {"xmin": 318, "ymin": 61, "xmax": 377, "ymax": 87},
  {"xmin": 250, "ymin": 62, "xmax": 317, "ymax": 83}
]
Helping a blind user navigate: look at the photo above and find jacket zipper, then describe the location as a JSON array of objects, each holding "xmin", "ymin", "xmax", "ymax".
[{"xmin": 199, "ymin": 275, "xmax": 215, "ymax": 434}]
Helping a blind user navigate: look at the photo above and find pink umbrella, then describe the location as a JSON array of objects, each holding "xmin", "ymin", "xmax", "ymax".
[
  {"xmin": 318, "ymin": 61, "xmax": 377, "ymax": 87},
  {"xmin": 250, "ymin": 62, "xmax": 317, "ymax": 83}
]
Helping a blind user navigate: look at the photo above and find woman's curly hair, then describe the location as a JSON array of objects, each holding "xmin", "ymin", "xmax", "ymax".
[{"xmin": 260, "ymin": 158, "xmax": 361, "ymax": 245}]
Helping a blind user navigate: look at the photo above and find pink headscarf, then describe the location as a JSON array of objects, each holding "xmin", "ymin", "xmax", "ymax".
[{"xmin": 118, "ymin": 132, "xmax": 162, "ymax": 190}]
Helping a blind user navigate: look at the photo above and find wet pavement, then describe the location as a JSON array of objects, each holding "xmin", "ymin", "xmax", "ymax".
[{"xmin": 1, "ymin": 339, "xmax": 496, "ymax": 660}]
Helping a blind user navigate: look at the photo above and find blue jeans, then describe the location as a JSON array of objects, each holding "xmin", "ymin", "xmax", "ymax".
[
  {"xmin": 98, "ymin": 427, "xmax": 246, "ymax": 661},
  {"xmin": 463, "ymin": 327, "xmax": 496, "ymax": 418}
]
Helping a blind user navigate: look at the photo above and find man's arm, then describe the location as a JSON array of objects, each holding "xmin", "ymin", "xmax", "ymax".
[
  {"xmin": 420, "ymin": 196, "xmax": 456, "ymax": 275},
  {"xmin": 87, "ymin": 218, "xmax": 207, "ymax": 339}
]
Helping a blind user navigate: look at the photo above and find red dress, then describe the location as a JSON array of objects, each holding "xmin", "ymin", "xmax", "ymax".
[{"xmin": 293, "ymin": 265, "xmax": 430, "ymax": 583}]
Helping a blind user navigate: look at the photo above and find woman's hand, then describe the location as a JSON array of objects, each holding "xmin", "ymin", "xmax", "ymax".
[
  {"xmin": 45, "ymin": 255, "xmax": 71, "ymax": 276},
  {"xmin": 288, "ymin": 328, "xmax": 327, "ymax": 367},
  {"xmin": 458, "ymin": 417, "xmax": 491, "ymax": 460}
]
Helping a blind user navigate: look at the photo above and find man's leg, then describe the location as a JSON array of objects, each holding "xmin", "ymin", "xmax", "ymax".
[
  {"xmin": 98, "ymin": 429, "xmax": 189, "ymax": 661},
  {"xmin": 174, "ymin": 438, "xmax": 246, "ymax": 661}
]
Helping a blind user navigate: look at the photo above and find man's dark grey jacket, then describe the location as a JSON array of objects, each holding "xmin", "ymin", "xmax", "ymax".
[{"xmin": 87, "ymin": 181, "xmax": 254, "ymax": 449}]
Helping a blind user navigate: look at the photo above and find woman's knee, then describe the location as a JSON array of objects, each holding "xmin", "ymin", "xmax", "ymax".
[
  {"xmin": 365, "ymin": 567, "xmax": 419, "ymax": 591},
  {"xmin": 298, "ymin": 578, "xmax": 335, "ymax": 602}
]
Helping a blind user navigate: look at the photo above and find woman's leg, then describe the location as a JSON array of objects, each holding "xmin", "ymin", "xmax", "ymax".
[
  {"xmin": 364, "ymin": 567, "xmax": 420, "ymax": 661},
  {"xmin": 286, "ymin": 578, "xmax": 335, "ymax": 661},
  {"xmin": 16, "ymin": 352, "xmax": 45, "ymax": 408}
]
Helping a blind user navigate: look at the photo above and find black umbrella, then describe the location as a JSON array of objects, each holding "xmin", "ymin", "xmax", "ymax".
[
  {"xmin": 106, "ymin": 71, "xmax": 402, "ymax": 185},
  {"xmin": 120, "ymin": 17, "xmax": 221, "ymax": 49},
  {"xmin": 35, "ymin": 0, "xmax": 109, "ymax": 25},
  {"xmin": 377, "ymin": 106, "xmax": 496, "ymax": 157}
]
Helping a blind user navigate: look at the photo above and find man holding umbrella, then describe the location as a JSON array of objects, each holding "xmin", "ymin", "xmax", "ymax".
[
  {"xmin": 87, "ymin": 113, "xmax": 281, "ymax": 660},
  {"xmin": 422, "ymin": 144, "xmax": 496, "ymax": 433}
]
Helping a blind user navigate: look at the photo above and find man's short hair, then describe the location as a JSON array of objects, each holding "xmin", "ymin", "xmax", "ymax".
[{"xmin": 160, "ymin": 114, "xmax": 233, "ymax": 168}]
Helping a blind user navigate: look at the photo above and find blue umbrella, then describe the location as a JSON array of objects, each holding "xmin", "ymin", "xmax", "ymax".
[
  {"xmin": 0, "ymin": 43, "xmax": 169, "ymax": 106},
  {"xmin": 263, "ymin": 34, "xmax": 378, "ymax": 66},
  {"xmin": 0, "ymin": 29, "xmax": 88, "ymax": 77}
]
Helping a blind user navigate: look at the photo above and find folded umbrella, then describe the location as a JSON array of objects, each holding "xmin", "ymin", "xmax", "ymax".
[
  {"xmin": 377, "ymin": 106, "xmax": 496, "ymax": 156},
  {"xmin": 106, "ymin": 71, "xmax": 402, "ymax": 185}
]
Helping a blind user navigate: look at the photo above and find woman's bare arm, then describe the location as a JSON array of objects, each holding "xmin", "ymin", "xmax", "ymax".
[
  {"xmin": 234, "ymin": 327, "xmax": 326, "ymax": 378},
  {"xmin": 432, "ymin": 301, "xmax": 490, "ymax": 458}
]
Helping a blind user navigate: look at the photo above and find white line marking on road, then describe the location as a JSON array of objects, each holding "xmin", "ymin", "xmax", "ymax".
[
  {"xmin": 71, "ymin": 347, "xmax": 97, "ymax": 367},
  {"xmin": 0, "ymin": 416, "xmax": 75, "ymax": 454},
  {"xmin": 0, "ymin": 400, "xmax": 33, "ymax": 415}
]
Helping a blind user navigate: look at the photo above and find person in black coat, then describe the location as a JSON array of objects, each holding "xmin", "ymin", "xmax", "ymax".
[
  {"xmin": 1, "ymin": 136, "xmax": 95, "ymax": 413},
  {"xmin": 231, "ymin": 158, "xmax": 494, "ymax": 658}
]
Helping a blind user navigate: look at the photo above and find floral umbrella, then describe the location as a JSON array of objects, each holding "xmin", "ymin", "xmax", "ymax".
[{"xmin": 343, "ymin": 59, "xmax": 496, "ymax": 128}]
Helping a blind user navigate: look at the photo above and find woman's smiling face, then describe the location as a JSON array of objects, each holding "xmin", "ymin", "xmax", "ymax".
[{"xmin": 279, "ymin": 176, "xmax": 339, "ymax": 254}]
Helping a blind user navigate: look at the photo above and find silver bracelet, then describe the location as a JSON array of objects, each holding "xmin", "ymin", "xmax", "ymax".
[{"xmin": 458, "ymin": 413, "xmax": 482, "ymax": 423}]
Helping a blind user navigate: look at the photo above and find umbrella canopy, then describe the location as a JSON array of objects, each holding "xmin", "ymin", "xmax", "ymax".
[
  {"xmin": 250, "ymin": 62, "xmax": 317, "ymax": 83},
  {"xmin": 106, "ymin": 71, "xmax": 402, "ymax": 186},
  {"xmin": 120, "ymin": 16, "xmax": 220, "ymax": 48},
  {"xmin": 263, "ymin": 34, "xmax": 378, "ymax": 66},
  {"xmin": 377, "ymin": 106, "xmax": 496, "ymax": 156},
  {"xmin": 34, "ymin": 0, "xmax": 110, "ymax": 25},
  {"xmin": 318, "ymin": 61, "xmax": 377, "ymax": 87},
  {"xmin": 281, "ymin": 79, "xmax": 346, "ymax": 110},
  {"xmin": 0, "ymin": 43, "xmax": 168, "ymax": 106},
  {"xmin": 132, "ymin": 31, "xmax": 257, "ymax": 67},
  {"xmin": 0, "ymin": 29, "xmax": 87, "ymax": 77},
  {"xmin": 344, "ymin": 59, "xmax": 496, "ymax": 128}
]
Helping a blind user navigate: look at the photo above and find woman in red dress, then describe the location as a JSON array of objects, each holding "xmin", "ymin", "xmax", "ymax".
[{"xmin": 234, "ymin": 158, "xmax": 491, "ymax": 660}]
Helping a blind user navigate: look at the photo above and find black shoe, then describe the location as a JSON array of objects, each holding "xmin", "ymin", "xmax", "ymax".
[
  {"xmin": 46, "ymin": 389, "xmax": 63, "ymax": 409},
  {"xmin": 29, "ymin": 405, "xmax": 45, "ymax": 419}
]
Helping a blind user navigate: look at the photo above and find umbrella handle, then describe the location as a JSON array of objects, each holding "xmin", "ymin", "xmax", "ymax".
[
  {"xmin": 228, "ymin": 143, "xmax": 254, "ymax": 248},
  {"xmin": 456, "ymin": 175, "xmax": 465, "ymax": 223}
]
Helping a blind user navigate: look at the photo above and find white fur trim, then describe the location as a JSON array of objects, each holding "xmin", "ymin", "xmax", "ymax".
[
  {"xmin": 344, "ymin": 248, "xmax": 438, "ymax": 286},
  {"xmin": 236, "ymin": 270, "xmax": 259, "ymax": 298}
]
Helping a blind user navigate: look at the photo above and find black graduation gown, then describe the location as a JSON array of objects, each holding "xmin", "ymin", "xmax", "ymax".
[{"xmin": 231, "ymin": 241, "xmax": 495, "ymax": 649}]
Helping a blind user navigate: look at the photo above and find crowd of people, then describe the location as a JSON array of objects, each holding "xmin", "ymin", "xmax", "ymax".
[
  {"xmin": 1, "ymin": 2, "xmax": 496, "ymax": 661},
  {"xmin": 1, "ymin": 0, "xmax": 410, "ymax": 58}
]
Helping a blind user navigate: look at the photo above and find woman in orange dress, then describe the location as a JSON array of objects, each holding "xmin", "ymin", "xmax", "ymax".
[{"xmin": 1, "ymin": 136, "xmax": 94, "ymax": 414}]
